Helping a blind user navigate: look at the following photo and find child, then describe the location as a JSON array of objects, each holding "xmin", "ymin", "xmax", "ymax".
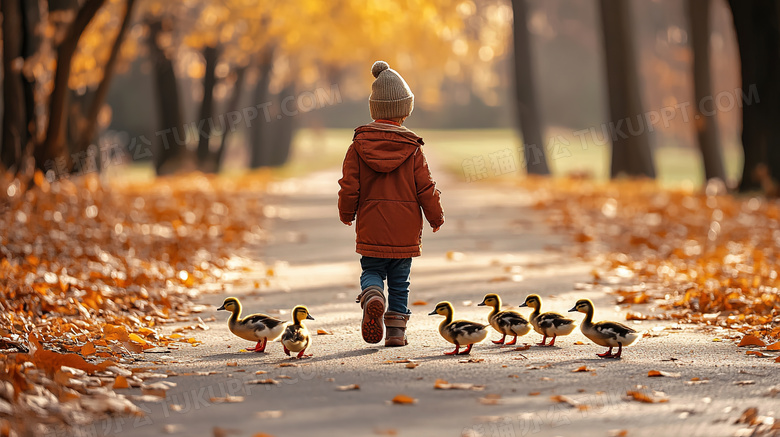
[{"xmin": 338, "ymin": 60, "xmax": 445, "ymax": 347}]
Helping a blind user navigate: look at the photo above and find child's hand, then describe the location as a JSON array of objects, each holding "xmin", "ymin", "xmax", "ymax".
[{"xmin": 432, "ymin": 225, "xmax": 441, "ymax": 233}]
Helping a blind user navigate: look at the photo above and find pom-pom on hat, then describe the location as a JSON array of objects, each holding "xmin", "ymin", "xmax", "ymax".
[{"xmin": 369, "ymin": 61, "xmax": 414, "ymax": 120}]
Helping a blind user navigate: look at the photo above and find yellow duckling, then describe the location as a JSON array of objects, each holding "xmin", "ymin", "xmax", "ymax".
[
  {"xmin": 217, "ymin": 297, "xmax": 285, "ymax": 353},
  {"xmin": 478, "ymin": 293, "xmax": 531, "ymax": 346},
  {"xmin": 569, "ymin": 298, "xmax": 638, "ymax": 359},
  {"xmin": 428, "ymin": 301, "xmax": 488, "ymax": 355},
  {"xmin": 281, "ymin": 305, "xmax": 314, "ymax": 358},
  {"xmin": 519, "ymin": 294, "xmax": 576, "ymax": 347}
]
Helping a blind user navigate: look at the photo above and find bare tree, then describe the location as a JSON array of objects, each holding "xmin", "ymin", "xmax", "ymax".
[
  {"xmin": 599, "ymin": 0, "xmax": 656, "ymax": 179},
  {"xmin": 511, "ymin": 0, "xmax": 550, "ymax": 175}
]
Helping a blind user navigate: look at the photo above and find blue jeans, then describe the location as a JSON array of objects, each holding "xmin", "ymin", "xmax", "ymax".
[{"xmin": 359, "ymin": 256, "xmax": 412, "ymax": 315}]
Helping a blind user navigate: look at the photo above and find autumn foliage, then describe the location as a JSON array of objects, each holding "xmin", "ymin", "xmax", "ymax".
[
  {"xmin": 0, "ymin": 172, "xmax": 268, "ymax": 432},
  {"xmin": 527, "ymin": 177, "xmax": 780, "ymax": 339}
]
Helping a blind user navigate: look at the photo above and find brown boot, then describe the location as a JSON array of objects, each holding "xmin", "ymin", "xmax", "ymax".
[
  {"xmin": 384, "ymin": 311, "xmax": 409, "ymax": 347},
  {"xmin": 356, "ymin": 286, "xmax": 385, "ymax": 344}
]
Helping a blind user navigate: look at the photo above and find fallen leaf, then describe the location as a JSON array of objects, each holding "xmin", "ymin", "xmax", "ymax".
[
  {"xmin": 406, "ymin": 362, "xmax": 419, "ymax": 369},
  {"xmin": 226, "ymin": 362, "xmax": 238, "ymax": 367},
  {"xmin": 625, "ymin": 390, "xmax": 668, "ymax": 403},
  {"xmin": 458, "ymin": 358, "xmax": 485, "ymax": 364},
  {"xmin": 738, "ymin": 335, "xmax": 766, "ymax": 347},
  {"xmin": 434, "ymin": 379, "xmax": 485, "ymax": 391},
  {"xmin": 528, "ymin": 392, "xmax": 541, "ymax": 396},
  {"xmin": 734, "ymin": 380, "xmax": 756, "ymax": 386},
  {"xmin": 278, "ymin": 363, "xmax": 298, "ymax": 368},
  {"xmin": 514, "ymin": 345, "xmax": 531, "ymax": 351},
  {"xmin": 411, "ymin": 301, "xmax": 428, "ymax": 306},
  {"xmin": 316, "ymin": 329, "xmax": 332, "ymax": 335},
  {"xmin": 735, "ymin": 407, "xmax": 759, "ymax": 425},
  {"xmin": 608, "ymin": 430, "xmax": 628, "ymax": 437},
  {"xmin": 81, "ymin": 342, "xmax": 96, "ymax": 356},
  {"xmin": 113, "ymin": 375, "xmax": 129, "ymax": 389},
  {"xmin": 210, "ymin": 396, "xmax": 245, "ymax": 403},
  {"xmin": 247, "ymin": 379, "xmax": 279, "ymax": 385},
  {"xmin": 550, "ymin": 395, "xmax": 588, "ymax": 410},
  {"xmin": 391, "ymin": 394, "xmax": 417, "ymax": 404},
  {"xmin": 746, "ymin": 351, "xmax": 766, "ymax": 357},
  {"xmin": 162, "ymin": 424, "xmax": 184, "ymax": 434},
  {"xmin": 572, "ymin": 366, "xmax": 590, "ymax": 372},
  {"xmin": 647, "ymin": 370, "xmax": 681, "ymax": 378},
  {"xmin": 767, "ymin": 342, "xmax": 780, "ymax": 351},
  {"xmin": 478, "ymin": 394, "xmax": 502, "ymax": 405},
  {"xmin": 573, "ymin": 341, "xmax": 585, "ymax": 345},
  {"xmin": 336, "ymin": 384, "xmax": 360, "ymax": 391}
]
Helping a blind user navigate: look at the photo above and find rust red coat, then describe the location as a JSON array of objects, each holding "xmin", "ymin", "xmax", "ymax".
[{"xmin": 338, "ymin": 122, "xmax": 444, "ymax": 258}]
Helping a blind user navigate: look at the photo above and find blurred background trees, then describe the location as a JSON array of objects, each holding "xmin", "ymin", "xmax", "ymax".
[{"xmin": 0, "ymin": 0, "xmax": 778, "ymax": 193}]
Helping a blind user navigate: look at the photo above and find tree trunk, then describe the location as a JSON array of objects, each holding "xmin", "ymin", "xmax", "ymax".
[
  {"xmin": 214, "ymin": 66, "xmax": 247, "ymax": 173},
  {"xmin": 511, "ymin": 0, "xmax": 550, "ymax": 175},
  {"xmin": 20, "ymin": 0, "xmax": 42, "ymax": 171},
  {"xmin": 267, "ymin": 83, "xmax": 296, "ymax": 167},
  {"xmin": 197, "ymin": 45, "xmax": 219, "ymax": 172},
  {"xmin": 148, "ymin": 19, "xmax": 185, "ymax": 175},
  {"xmin": 77, "ymin": 0, "xmax": 136, "ymax": 158},
  {"xmin": 599, "ymin": 0, "xmax": 656, "ymax": 179},
  {"xmin": 35, "ymin": 0, "xmax": 106, "ymax": 171},
  {"xmin": 728, "ymin": 0, "xmax": 780, "ymax": 192},
  {"xmin": 1, "ymin": 0, "xmax": 26, "ymax": 171},
  {"xmin": 249, "ymin": 50, "xmax": 274, "ymax": 169},
  {"xmin": 688, "ymin": 0, "xmax": 727, "ymax": 183}
]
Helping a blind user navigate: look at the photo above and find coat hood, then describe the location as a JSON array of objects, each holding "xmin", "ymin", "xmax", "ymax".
[{"xmin": 352, "ymin": 122, "xmax": 424, "ymax": 173}]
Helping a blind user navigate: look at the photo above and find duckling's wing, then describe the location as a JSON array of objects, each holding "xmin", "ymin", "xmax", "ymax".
[
  {"xmin": 594, "ymin": 321, "xmax": 637, "ymax": 337},
  {"xmin": 448, "ymin": 321, "xmax": 487, "ymax": 335},
  {"xmin": 281, "ymin": 324, "xmax": 305, "ymax": 343},
  {"xmin": 537, "ymin": 312, "xmax": 573, "ymax": 329},
  {"xmin": 243, "ymin": 314, "xmax": 284, "ymax": 332},
  {"xmin": 496, "ymin": 311, "xmax": 528, "ymax": 329}
]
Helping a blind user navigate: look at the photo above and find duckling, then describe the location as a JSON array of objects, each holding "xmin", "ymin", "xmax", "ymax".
[
  {"xmin": 519, "ymin": 294, "xmax": 576, "ymax": 346},
  {"xmin": 478, "ymin": 293, "xmax": 531, "ymax": 346},
  {"xmin": 281, "ymin": 305, "xmax": 314, "ymax": 358},
  {"xmin": 428, "ymin": 301, "xmax": 488, "ymax": 355},
  {"xmin": 217, "ymin": 297, "xmax": 285, "ymax": 353},
  {"xmin": 569, "ymin": 298, "xmax": 638, "ymax": 359}
]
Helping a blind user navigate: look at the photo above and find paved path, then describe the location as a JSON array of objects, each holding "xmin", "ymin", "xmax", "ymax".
[{"xmin": 107, "ymin": 168, "xmax": 780, "ymax": 437}]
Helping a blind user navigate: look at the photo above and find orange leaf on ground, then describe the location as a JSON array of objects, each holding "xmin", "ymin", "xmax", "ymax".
[
  {"xmin": 31, "ymin": 336, "xmax": 100, "ymax": 375},
  {"xmin": 411, "ymin": 301, "xmax": 428, "ymax": 306},
  {"xmin": 738, "ymin": 335, "xmax": 766, "ymax": 347},
  {"xmin": 625, "ymin": 390, "xmax": 668, "ymax": 403},
  {"xmin": 572, "ymin": 366, "xmax": 590, "ymax": 372},
  {"xmin": 81, "ymin": 342, "xmax": 96, "ymax": 356},
  {"xmin": 746, "ymin": 351, "xmax": 766, "ymax": 357},
  {"xmin": 391, "ymin": 394, "xmax": 417, "ymax": 404},
  {"xmin": 775, "ymin": 356, "xmax": 780, "ymax": 363},
  {"xmin": 113, "ymin": 375, "xmax": 129, "ymax": 389},
  {"xmin": 316, "ymin": 329, "xmax": 332, "ymax": 335},
  {"xmin": 647, "ymin": 370, "xmax": 681, "ymax": 378},
  {"xmin": 767, "ymin": 342, "xmax": 780, "ymax": 351}
]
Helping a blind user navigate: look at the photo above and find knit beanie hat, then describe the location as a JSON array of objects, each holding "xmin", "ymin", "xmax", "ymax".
[{"xmin": 369, "ymin": 61, "xmax": 414, "ymax": 120}]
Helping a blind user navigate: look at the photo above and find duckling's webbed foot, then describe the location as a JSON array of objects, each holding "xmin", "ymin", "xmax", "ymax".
[
  {"xmin": 296, "ymin": 349, "xmax": 310, "ymax": 359},
  {"xmin": 492, "ymin": 335, "xmax": 506, "ymax": 345},
  {"xmin": 283, "ymin": 345, "xmax": 291, "ymax": 356},
  {"xmin": 536, "ymin": 335, "xmax": 548, "ymax": 346},
  {"xmin": 248, "ymin": 339, "xmax": 267, "ymax": 353},
  {"xmin": 458, "ymin": 344, "xmax": 474, "ymax": 355},
  {"xmin": 547, "ymin": 335, "xmax": 557, "ymax": 347},
  {"xmin": 505, "ymin": 336, "xmax": 517, "ymax": 346},
  {"xmin": 611, "ymin": 344, "xmax": 623, "ymax": 359},
  {"xmin": 444, "ymin": 343, "xmax": 460, "ymax": 355},
  {"xmin": 597, "ymin": 347, "xmax": 614, "ymax": 358}
]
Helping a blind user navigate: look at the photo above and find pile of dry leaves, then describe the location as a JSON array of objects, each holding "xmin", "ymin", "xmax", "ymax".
[
  {"xmin": 525, "ymin": 177, "xmax": 780, "ymax": 339},
  {"xmin": 0, "ymin": 171, "xmax": 269, "ymax": 435}
]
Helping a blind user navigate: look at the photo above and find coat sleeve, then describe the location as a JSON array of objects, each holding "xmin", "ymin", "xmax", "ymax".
[
  {"xmin": 414, "ymin": 149, "xmax": 445, "ymax": 228},
  {"xmin": 337, "ymin": 143, "xmax": 360, "ymax": 223}
]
